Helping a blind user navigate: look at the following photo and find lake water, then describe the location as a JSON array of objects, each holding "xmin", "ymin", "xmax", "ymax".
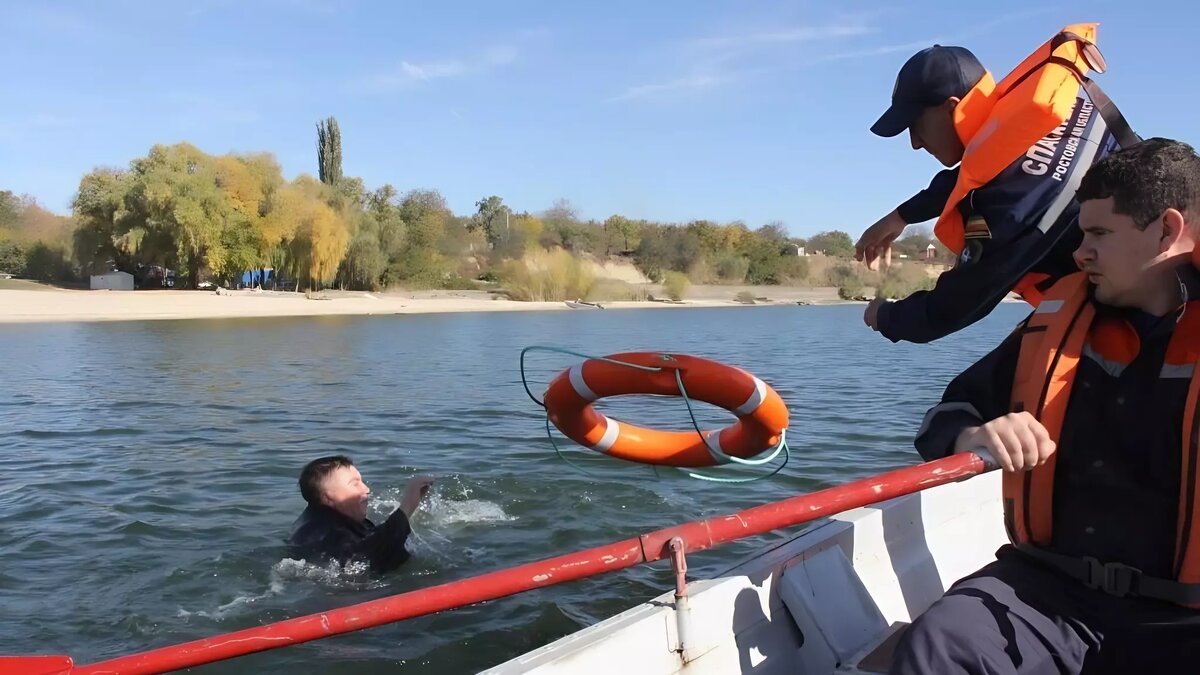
[{"xmin": 0, "ymin": 302, "xmax": 1027, "ymax": 673}]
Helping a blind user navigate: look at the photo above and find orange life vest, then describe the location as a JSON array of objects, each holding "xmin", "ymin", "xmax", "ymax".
[
  {"xmin": 1006, "ymin": 272, "xmax": 1200, "ymax": 606},
  {"xmin": 934, "ymin": 23, "xmax": 1106, "ymax": 308}
]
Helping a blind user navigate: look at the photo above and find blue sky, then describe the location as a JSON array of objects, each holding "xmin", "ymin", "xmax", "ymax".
[{"xmin": 1, "ymin": 0, "xmax": 1196, "ymax": 238}]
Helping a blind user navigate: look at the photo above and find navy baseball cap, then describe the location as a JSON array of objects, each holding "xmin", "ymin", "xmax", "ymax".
[{"xmin": 871, "ymin": 45, "xmax": 986, "ymax": 138}]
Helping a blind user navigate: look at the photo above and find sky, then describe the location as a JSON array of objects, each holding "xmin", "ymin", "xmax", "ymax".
[{"xmin": 1, "ymin": 0, "xmax": 1197, "ymax": 238}]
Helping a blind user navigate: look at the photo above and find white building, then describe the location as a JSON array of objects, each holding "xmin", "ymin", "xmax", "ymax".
[{"xmin": 90, "ymin": 270, "xmax": 134, "ymax": 290}]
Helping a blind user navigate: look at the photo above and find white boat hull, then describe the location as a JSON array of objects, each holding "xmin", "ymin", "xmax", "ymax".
[{"xmin": 482, "ymin": 471, "xmax": 1006, "ymax": 674}]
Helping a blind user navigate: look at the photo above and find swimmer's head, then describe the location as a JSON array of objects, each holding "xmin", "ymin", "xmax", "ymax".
[{"xmin": 299, "ymin": 455, "xmax": 371, "ymax": 522}]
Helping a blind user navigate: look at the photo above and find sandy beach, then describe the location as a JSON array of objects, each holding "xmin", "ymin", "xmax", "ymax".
[{"xmin": 0, "ymin": 283, "xmax": 848, "ymax": 324}]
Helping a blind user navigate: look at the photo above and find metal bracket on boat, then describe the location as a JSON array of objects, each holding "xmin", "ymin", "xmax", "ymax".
[{"xmin": 669, "ymin": 537, "xmax": 695, "ymax": 664}]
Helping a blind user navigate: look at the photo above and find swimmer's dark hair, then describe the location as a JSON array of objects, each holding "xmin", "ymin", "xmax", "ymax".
[{"xmin": 299, "ymin": 455, "xmax": 355, "ymax": 505}]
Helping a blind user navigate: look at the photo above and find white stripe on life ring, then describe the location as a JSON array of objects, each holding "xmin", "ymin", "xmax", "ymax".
[
  {"xmin": 733, "ymin": 376, "xmax": 767, "ymax": 416},
  {"xmin": 569, "ymin": 364, "xmax": 598, "ymax": 402},
  {"xmin": 591, "ymin": 416, "xmax": 620, "ymax": 453}
]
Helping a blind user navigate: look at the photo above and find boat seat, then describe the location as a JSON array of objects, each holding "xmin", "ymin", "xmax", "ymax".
[
  {"xmin": 854, "ymin": 622, "xmax": 909, "ymax": 673},
  {"xmin": 777, "ymin": 545, "xmax": 891, "ymax": 672}
]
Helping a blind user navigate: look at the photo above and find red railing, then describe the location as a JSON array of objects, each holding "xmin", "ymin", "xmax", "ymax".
[{"xmin": 3, "ymin": 452, "xmax": 993, "ymax": 675}]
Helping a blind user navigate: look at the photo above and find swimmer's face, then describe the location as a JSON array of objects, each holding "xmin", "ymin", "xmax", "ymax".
[{"xmin": 320, "ymin": 465, "xmax": 371, "ymax": 522}]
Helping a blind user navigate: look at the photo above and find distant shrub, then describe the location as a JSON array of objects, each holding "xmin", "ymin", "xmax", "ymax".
[
  {"xmin": 663, "ymin": 271, "xmax": 690, "ymax": 301},
  {"xmin": 876, "ymin": 264, "xmax": 936, "ymax": 299},
  {"xmin": 440, "ymin": 275, "xmax": 483, "ymax": 290},
  {"xmin": 498, "ymin": 249, "xmax": 595, "ymax": 301},
  {"xmin": 589, "ymin": 278, "xmax": 647, "ymax": 301}
]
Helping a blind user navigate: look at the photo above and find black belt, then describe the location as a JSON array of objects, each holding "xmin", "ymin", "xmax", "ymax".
[{"xmin": 1016, "ymin": 544, "xmax": 1200, "ymax": 605}]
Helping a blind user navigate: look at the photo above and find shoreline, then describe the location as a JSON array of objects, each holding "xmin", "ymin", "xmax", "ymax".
[
  {"xmin": 0, "ymin": 285, "xmax": 1026, "ymax": 325},
  {"xmin": 0, "ymin": 287, "xmax": 858, "ymax": 325}
]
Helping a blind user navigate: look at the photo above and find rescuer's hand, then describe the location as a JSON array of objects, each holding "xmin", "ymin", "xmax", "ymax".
[
  {"xmin": 855, "ymin": 209, "xmax": 906, "ymax": 271},
  {"xmin": 954, "ymin": 412, "xmax": 1056, "ymax": 472}
]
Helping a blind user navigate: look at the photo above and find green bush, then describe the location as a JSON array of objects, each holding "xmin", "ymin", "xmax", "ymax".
[
  {"xmin": 440, "ymin": 275, "xmax": 483, "ymax": 290},
  {"xmin": 498, "ymin": 249, "xmax": 595, "ymax": 301},
  {"xmin": 23, "ymin": 243, "xmax": 75, "ymax": 283},
  {"xmin": 0, "ymin": 240, "xmax": 25, "ymax": 276},
  {"xmin": 779, "ymin": 255, "xmax": 810, "ymax": 284},
  {"xmin": 876, "ymin": 264, "xmax": 937, "ymax": 299},
  {"xmin": 837, "ymin": 276, "xmax": 865, "ymax": 300},
  {"xmin": 713, "ymin": 252, "xmax": 749, "ymax": 283},
  {"xmin": 589, "ymin": 278, "xmax": 647, "ymax": 301},
  {"xmin": 663, "ymin": 271, "xmax": 690, "ymax": 301}
]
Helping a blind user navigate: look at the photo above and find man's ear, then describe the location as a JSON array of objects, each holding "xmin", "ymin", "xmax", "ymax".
[
  {"xmin": 1160, "ymin": 208, "xmax": 1190, "ymax": 254},
  {"xmin": 940, "ymin": 96, "xmax": 961, "ymax": 114}
]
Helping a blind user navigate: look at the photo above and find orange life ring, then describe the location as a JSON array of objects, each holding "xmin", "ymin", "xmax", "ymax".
[{"xmin": 542, "ymin": 352, "xmax": 789, "ymax": 467}]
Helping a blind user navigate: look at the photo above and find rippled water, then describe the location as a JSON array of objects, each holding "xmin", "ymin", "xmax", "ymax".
[{"xmin": 0, "ymin": 304, "xmax": 1026, "ymax": 673}]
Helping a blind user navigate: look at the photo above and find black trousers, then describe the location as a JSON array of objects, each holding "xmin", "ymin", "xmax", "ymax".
[{"xmin": 889, "ymin": 548, "xmax": 1200, "ymax": 674}]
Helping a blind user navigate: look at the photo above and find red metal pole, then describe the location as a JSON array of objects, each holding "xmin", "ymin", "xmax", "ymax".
[{"xmin": 71, "ymin": 452, "xmax": 990, "ymax": 675}]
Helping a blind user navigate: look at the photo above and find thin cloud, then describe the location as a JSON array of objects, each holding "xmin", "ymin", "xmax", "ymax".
[
  {"xmin": 801, "ymin": 8, "xmax": 1062, "ymax": 66},
  {"xmin": 691, "ymin": 23, "xmax": 874, "ymax": 50},
  {"xmin": 815, "ymin": 39, "xmax": 947, "ymax": 63},
  {"xmin": 614, "ymin": 16, "xmax": 878, "ymax": 102},
  {"xmin": 400, "ymin": 60, "xmax": 467, "ymax": 81},
  {"xmin": 609, "ymin": 74, "xmax": 727, "ymax": 102},
  {"xmin": 360, "ymin": 45, "xmax": 519, "ymax": 92},
  {"xmin": 485, "ymin": 46, "xmax": 518, "ymax": 66}
]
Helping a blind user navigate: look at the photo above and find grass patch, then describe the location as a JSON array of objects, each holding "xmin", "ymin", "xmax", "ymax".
[{"xmin": 498, "ymin": 249, "xmax": 596, "ymax": 301}]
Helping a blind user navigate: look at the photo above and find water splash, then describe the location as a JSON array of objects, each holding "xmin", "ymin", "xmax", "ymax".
[{"xmin": 176, "ymin": 557, "xmax": 382, "ymax": 621}]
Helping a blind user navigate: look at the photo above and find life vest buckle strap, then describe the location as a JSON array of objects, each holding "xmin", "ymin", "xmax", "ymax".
[
  {"xmin": 1080, "ymin": 555, "xmax": 1140, "ymax": 598},
  {"xmin": 1016, "ymin": 544, "xmax": 1200, "ymax": 605}
]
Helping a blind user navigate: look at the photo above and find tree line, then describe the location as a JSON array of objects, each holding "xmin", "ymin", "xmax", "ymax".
[{"xmin": 0, "ymin": 117, "xmax": 951, "ymax": 295}]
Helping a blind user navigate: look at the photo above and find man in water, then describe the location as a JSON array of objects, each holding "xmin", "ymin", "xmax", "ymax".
[{"xmin": 288, "ymin": 454, "xmax": 433, "ymax": 573}]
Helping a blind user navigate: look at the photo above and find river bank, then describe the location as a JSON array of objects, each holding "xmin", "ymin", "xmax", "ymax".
[{"xmin": 0, "ymin": 284, "xmax": 851, "ymax": 324}]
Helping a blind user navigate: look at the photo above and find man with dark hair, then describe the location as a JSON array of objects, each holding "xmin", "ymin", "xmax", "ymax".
[
  {"xmin": 288, "ymin": 455, "xmax": 433, "ymax": 573},
  {"xmin": 890, "ymin": 137, "xmax": 1200, "ymax": 673},
  {"xmin": 856, "ymin": 36, "xmax": 1133, "ymax": 344}
]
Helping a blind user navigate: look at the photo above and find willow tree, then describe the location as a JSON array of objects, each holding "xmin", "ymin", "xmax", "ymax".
[
  {"xmin": 308, "ymin": 202, "xmax": 350, "ymax": 288},
  {"xmin": 72, "ymin": 168, "xmax": 132, "ymax": 274}
]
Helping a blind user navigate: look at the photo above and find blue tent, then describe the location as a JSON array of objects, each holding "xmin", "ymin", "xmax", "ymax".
[{"xmin": 240, "ymin": 269, "xmax": 274, "ymax": 287}]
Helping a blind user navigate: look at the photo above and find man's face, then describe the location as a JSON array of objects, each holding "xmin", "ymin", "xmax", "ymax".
[
  {"xmin": 1074, "ymin": 197, "xmax": 1167, "ymax": 307},
  {"xmin": 909, "ymin": 101, "xmax": 964, "ymax": 167},
  {"xmin": 320, "ymin": 465, "xmax": 371, "ymax": 522}
]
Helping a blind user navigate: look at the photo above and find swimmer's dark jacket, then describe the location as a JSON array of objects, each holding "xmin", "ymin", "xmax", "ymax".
[{"xmin": 288, "ymin": 503, "xmax": 412, "ymax": 573}]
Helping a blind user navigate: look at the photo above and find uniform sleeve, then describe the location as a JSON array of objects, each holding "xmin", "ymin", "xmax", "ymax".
[
  {"xmin": 913, "ymin": 322, "xmax": 1024, "ymax": 461},
  {"xmin": 876, "ymin": 149, "xmax": 1088, "ymax": 345},
  {"xmin": 896, "ymin": 167, "xmax": 959, "ymax": 224},
  {"xmin": 352, "ymin": 508, "xmax": 413, "ymax": 573},
  {"xmin": 875, "ymin": 215, "xmax": 1056, "ymax": 344}
]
